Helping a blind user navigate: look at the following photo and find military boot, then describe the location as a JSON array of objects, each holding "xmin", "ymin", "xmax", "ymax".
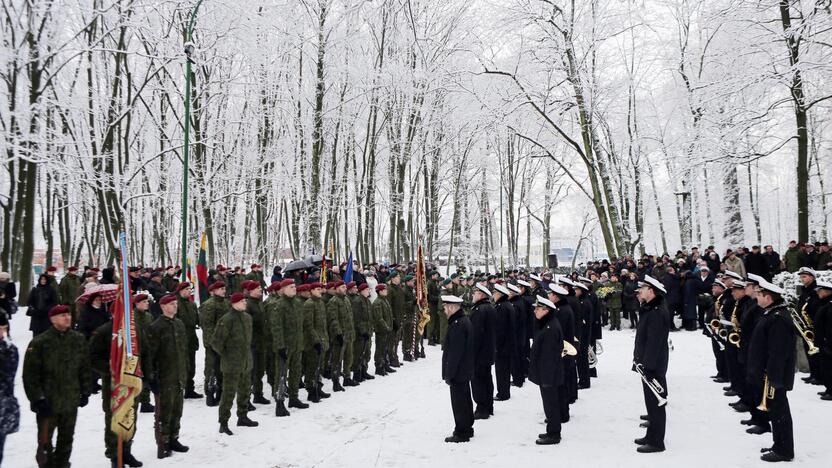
[
  {"xmin": 307, "ymin": 390, "xmax": 321, "ymax": 403},
  {"xmin": 404, "ymin": 353, "xmax": 414, "ymax": 362},
  {"xmin": 252, "ymin": 393, "xmax": 271, "ymax": 405},
  {"xmin": 317, "ymin": 382, "xmax": 331, "ymax": 398},
  {"xmin": 123, "ymin": 450, "xmax": 143, "ymax": 467},
  {"xmin": 168, "ymin": 438, "xmax": 189, "ymax": 453},
  {"xmin": 205, "ymin": 392, "xmax": 218, "ymax": 407},
  {"xmin": 375, "ymin": 366, "xmax": 387, "ymax": 376},
  {"xmin": 353, "ymin": 371, "xmax": 364, "ymax": 383},
  {"xmin": 332, "ymin": 377, "xmax": 345, "ymax": 392},
  {"xmin": 139, "ymin": 401, "xmax": 155, "ymax": 413},
  {"xmin": 247, "ymin": 400, "xmax": 257, "ymax": 411},
  {"xmin": 236, "ymin": 415, "xmax": 259, "ymax": 427},
  {"xmin": 184, "ymin": 388, "xmax": 203, "ymax": 399},
  {"xmin": 289, "ymin": 397, "xmax": 309, "ymax": 409},
  {"xmin": 419, "ymin": 349, "xmax": 426, "ymax": 358},
  {"xmin": 219, "ymin": 422, "xmax": 234, "ymax": 435},
  {"xmin": 157, "ymin": 443, "xmax": 172, "ymax": 459},
  {"xmin": 362, "ymin": 370, "xmax": 375, "ymax": 380},
  {"xmin": 344, "ymin": 376, "xmax": 358, "ymax": 387},
  {"xmin": 275, "ymin": 400, "xmax": 290, "ymax": 417},
  {"xmin": 385, "ymin": 364, "xmax": 397, "ymax": 373}
]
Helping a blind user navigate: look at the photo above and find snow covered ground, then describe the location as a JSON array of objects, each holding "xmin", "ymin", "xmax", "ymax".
[{"xmin": 4, "ymin": 312, "xmax": 831, "ymax": 468}]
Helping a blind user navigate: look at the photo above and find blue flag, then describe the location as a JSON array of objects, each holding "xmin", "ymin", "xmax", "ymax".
[{"xmin": 344, "ymin": 252, "xmax": 354, "ymax": 283}]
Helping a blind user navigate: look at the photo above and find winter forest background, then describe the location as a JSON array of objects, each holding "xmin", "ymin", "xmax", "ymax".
[{"xmin": 2, "ymin": 0, "xmax": 832, "ymax": 299}]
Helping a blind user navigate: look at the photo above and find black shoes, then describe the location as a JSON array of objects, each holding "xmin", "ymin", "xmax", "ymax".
[
  {"xmin": 724, "ymin": 390, "xmax": 738, "ymax": 397},
  {"xmin": 139, "ymin": 402, "xmax": 155, "ymax": 413},
  {"xmin": 639, "ymin": 414, "xmax": 649, "ymax": 421},
  {"xmin": 639, "ymin": 421, "xmax": 650, "ymax": 428},
  {"xmin": 219, "ymin": 422, "xmax": 233, "ymax": 435},
  {"xmin": 184, "ymin": 389, "xmax": 203, "ymax": 399},
  {"xmin": 275, "ymin": 400, "xmax": 290, "ymax": 417},
  {"xmin": 761, "ymin": 451, "xmax": 793, "ymax": 462},
  {"xmin": 637, "ymin": 444, "xmax": 665, "ymax": 453},
  {"xmin": 289, "ymin": 397, "xmax": 309, "ymax": 409},
  {"xmin": 535, "ymin": 435, "xmax": 561, "ymax": 445},
  {"xmin": 362, "ymin": 371, "xmax": 375, "ymax": 380},
  {"xmin": 252, "ymin": 393, "xmax": 271, "ymax": 405},
  {"xmin": 157, "ymin": 445, "xmax": 171, "ymax": 459},
  {"xmin": 332, "ymin": 379, "xmax": 345, "ymax": 392},
  {"xmin": 740, "ymin": 418, "xmax": 754, "ymax": 426},
  {"xmin": 375, "ymin": 367, "xmax": 388, "ymax": 376},
  {"xmin": 307, "ymin": 392, "xmax": 321, "ymax": 403},
  {"xmin": 237, "ymin": 415, "xmax": 259, "ymax": 427},
  {"xmin": 473, "ymin": 411, "xmax": 490, "ymax": 420},
  {"xmin": 116, "ymin": 452, "xmax": 142, "ymax": 467},
  {"xmin": 746, "ymin": 425, "xmax": 771, "ymax": 435},
  {"xmin": 444, "ymin": 434, "xmax": 471, "ymax": 443},
  {"xmin": 493, "ymin": 395, "xmax": 510, "ymax": 401},
  {"xmin": 168, "ymin": 439, "xmax": 189, "ymax": 452},
  {"xmin": 634, "ymin": 437, "xmax": 648, "ymax": 445},
  {"xmin": 733, "ymin": 403, "xmax": 751, "ymax": 413}
]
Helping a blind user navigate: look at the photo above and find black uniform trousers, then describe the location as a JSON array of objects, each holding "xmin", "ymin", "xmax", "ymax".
[
  {"xmin": 577, "ymin": 344, "xmax": 591, "ymax": 388},
  {"xmin": 565, "ymin": 357, "xmax": 578, "ymax": 402},
  {"xmin": 539, "ymin": 385, "xmax": 562, "ymax": 437},
  {"xmin": 745, "ymin": 378, "xmax": 770, "ymax": 428},
  {"xmin": 711, "ymin": 340, "xmax": 728, "ymax": 378},
  {"xmin": 806, "ymin": 342, "xmax": 823, "ymax": 382},
  {"xmin": 768, "ymin": 389, "xmax": 794, "ymax": 458},
  {"xmin": 449, "ymin": 382, "xmax": 474, "ymax": 437},
  {"xmin": 511, "ymin": 354, "xmax": 526, "ymax": 386},
  {"xmin": 641, "ymin": 375, "xmax": 667, "ymax": 448},
  {"xmin": 726, "ymin": 347, "xmax": 745, "ymax": 396},
  {"xmin": 558, "ymin": 383, "xmax": 570, "ymax": 422},
  {"xmin": 494, "ymin": 356, "xmax": 512, "ymax": 399},
  {"xmin": 822, "ymin": 351, "xmax": 832, "ymax": 393},
  {"xmin": 471, "ymin": 365, "xmax": 494, "ymax": 414}
]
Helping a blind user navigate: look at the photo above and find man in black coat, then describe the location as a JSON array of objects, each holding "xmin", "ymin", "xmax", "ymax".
[
  {"xmin": 547, "ymin": 283, "xmax": 575, "ymax": 422},
  {"xmin": 508, "ymin": 283, "xmax": 528, "ymax": 388},
  {"xmin": 633, "ymin": 275, "xmax": 670, "ymax": 454},
  {"xmin": 745, "ymin": 246, "xmax": 771, "ymax": 281},
  {"xmin": 492, "ymin": 284, "xmax": 516, "ymax": 401},
  {"xmin": 470, "ymin": 284, "xmax": 496, "ymax": 419},
  {"xmin": 735, "ymin": 277, "xmax": 768, "ymax": 430},
  {"xmin": 529, "ymin": 296, "xmax": 565, "ymax": 445},
  {"xmin": 746, "ymin": 279, "xmax": 797, "ymax": 462},
  {"xmin": 796, "ymin": 267, "xmax": 822, "ymax": 385},
  {"xmin": 814, "ymin": 281, "xmax": 832, "ymax": 400},
  {"xmin": 441, "ymin": 295, "xmax": 475, "ymax": 443},
  {"xmin": 575, "ymin": 283, "xmax": 592, "ymax": 388},
  {"xmin": 558, "ymin": 277, "xmax": 582, "ymax": 403}
]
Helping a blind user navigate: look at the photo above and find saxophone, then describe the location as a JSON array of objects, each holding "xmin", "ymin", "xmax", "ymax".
[
  {"xmin": 728, "ymin": 302, "xmax": 741, "ymax": 347},
  {"xmin": 801, "ymin": 302, "xmax": 814, "ymax": 329}
]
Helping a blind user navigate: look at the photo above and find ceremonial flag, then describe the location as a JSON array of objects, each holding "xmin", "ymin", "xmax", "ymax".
[
  {"xmin": 110, "ymin": 233, "xmax": 143, "ymax": 441},
  {"xmin": 415, "ymin": 238, "xmax": 431, "ymax": 335},
  {"xmin": 320, "ymin": 252, "xmax": 328, "ymax": 284},
  {"xmin": 196, "ymin": 232, "xmax": 209, "ymax": 303},
  {"xmin": 344, "ymin": 251, "xmax": 354, "ymax": 283}
]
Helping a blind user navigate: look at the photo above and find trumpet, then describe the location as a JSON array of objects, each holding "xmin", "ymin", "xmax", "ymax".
[
  {"xmin": 562, "ymin": 340, "xmax": 578, "ymax": 357},
  {"xmin": 791, "ymin": 308, "xmax": 819, "ymax": 355},
  {"xmin": 758, "ymin": 374, "xmax": 775, "ymax": 412},
  {"xmin": 634, "ymin": 362, "xmax": 667, "ymax": 407}
]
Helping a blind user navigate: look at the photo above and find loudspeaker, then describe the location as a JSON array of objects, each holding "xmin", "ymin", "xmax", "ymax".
[{"xmin": 547, "ymin": 254, "xmax": 559, "ymax": 269}]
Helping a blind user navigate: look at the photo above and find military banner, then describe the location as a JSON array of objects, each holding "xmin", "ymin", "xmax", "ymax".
[{"xmin": 110, "ymin": 232, "xmax": 143, "ymax": 440}]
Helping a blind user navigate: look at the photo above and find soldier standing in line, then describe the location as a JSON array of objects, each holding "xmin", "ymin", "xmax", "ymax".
[
  {"xmin": 146, "ymin": 294, "xmax": 190, "ymax": 458},
  {"xmin": 212, "ymin": 293, "xmax": 259, "ymax": 435},
  {"xmin": 243, "ymin": 280, "xmax": 271, "ymax": 405},
  {"xmin": 302, "ymin": 283, "xmax": 330, "ymax": 402},
  {"xmin": 58, "ymin": 266, "xmax": 82, "ymax": 324},
  {"xmin": 441, "ymin": 295, "xmax": 475, "ymax": 443},
  {"xmin": 470, "ymin": 283, "xmax": 496, "ymax": 420},
  {"xmin": 529, "ymin": 296, "xmax": 565, "ymax": 445},
  {"xmin": 349, "ymin": 283, "xmax": 374, "ymax": 382},
  {"xmin": 200, "ymin": 281, "xmax": 228, "ymax": 407},
  {"xmin": 507, "ymin": 283, "xmax": 527, "ymax": 388},
  {"xmin": 174, "ymin": 282, "xmax": 202, "ymax": 400},
  {"xmin": 386, "ymin": 272, "xmax": 405, "ymax": 367},
  {"xmin": 22, "ymin": 305, "xmax": 91, "ymax": 468},
  {"xmin": 403, "ymin": 275, "xmax": 419, "ymax": 361},
  {"xmin": 492, "ymin": 283, "xmax": 516, "ymax": 401},
  {"xmin": 373, "ymin": 284, "xmax": 395, "ymax": 375},
  {"xmin": 427, "ymin": 271, "xmax": 442, "ymax": 345},
  {"xmin": 270, "ymin": 279, "xmax": 309, "ymax": 415}
]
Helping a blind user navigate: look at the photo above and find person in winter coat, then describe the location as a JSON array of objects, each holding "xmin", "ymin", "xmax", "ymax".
[
  {"xmin": 0, "ymin": 312, "xmax": 19, "ymax": 466},
  {"xmin": 77, "ymin": 293, "xmax": 109, "ymax": 340},
  {"xmin": 529, "ymin": 296, "xmax": 564, "ymax": 445},
  {"xmin": 744, "ymin": 246, "xmax": 771, "ymax": 281},
  {"xmin": 723, "ymin": 250, "xmax": 747, "ymax": 278},
  {"xmin": 660, "ymin": 267, "xmax": 683, "ymax": 331},
  {"xmin": 27, "ymin": 274, "xmax": 59, "ymax": 336},
  {"xmin": 623, "ymin": 272, "xmax": 640, "ymax": 328},
  {"xmin": 492, "ymin": 284, "xmax": 516, "ymax": 401},
  {"xmin": 441, "ymin": 294, "xmax": 475, "ymax": 443}
]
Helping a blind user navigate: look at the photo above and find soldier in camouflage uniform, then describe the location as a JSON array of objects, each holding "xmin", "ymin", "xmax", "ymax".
[
  {"xmin": 373, "ymin": 285, "xmax": 395, "ymax": 375},
  {"xmin": 246, "ymin": 264, "xmax": 267, "ymax": 290},
  {"xmin": 403, "ymin": 275, "xmax": 419, "ymax": 361},
  {"xmin": 242, "ymin": 280, "xmax": 271, "ymax": 405},
  {"xmin": 268, "ymin": 279, "xmax": 308, "ymax": 416},
  {"xmin": 331, "ymin": 281, "xmax": 357, "ymax": 389},
  {"xmin": 605, "ymin": 274, "xmax": 624, "ymax": 331},
  {"xmin": 302, "ymin": 283, "xmax": 330, "ymax": 402},
  {"xmin": 212, "ymin": 293, "xmax": 258, "ymax": 435},
  {"xmin": 386, "ymin": 272, "xmax": 405, "ymax": 366},
  {"xmin": 22, "ymin": 305, "xmax": 91, "ymax": 468},
  {"xmin": 199, "ymin": 281, "xmax": 228, "ymax": 406},
  {"xmin": 133, "ymin": 294, "xmax": 156, "ymax": 414},
  {"xmin": 89, "ymin": 294, "xmax": 152, "ymax": 467},
  {"xmin": 427, "ymin": 271, "xmax": 441, "ymax": 345},
  {"xmin": 146, "ymin": 294, "xmax": 190, "ymax": 458},
  {"xmin": 349, "ymin": 283, "xmax": 374, "ymax": 382},
  {"xmin": 58, "ymin": 266, "xmax": 82, "ymax": 324},
  {"xmin": 174, "ymin": 283, "xmax": 202, "ymax": 399}
]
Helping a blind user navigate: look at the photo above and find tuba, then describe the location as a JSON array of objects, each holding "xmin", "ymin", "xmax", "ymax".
[{"xmin": 562, "ymin": 341, "xmax": 578, "ymax": 357}]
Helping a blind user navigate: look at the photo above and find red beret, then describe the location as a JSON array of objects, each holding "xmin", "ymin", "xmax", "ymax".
[
  {"xmin": 159, "ymin": 294, "xmax": 178, "ymax": 306},
  {"xmin": 296, "ymin": 284, "xmax": 310, "ymax": 293},
  {"xmin": 89, "ymin": 268, "xmax": 100, "ymax": 273},
  {"xmin": 266, "ymin": 282, "xmax": 281, "ymax": 293},
  {"xmin": 358, "ymin": 283, "xmax": 369, "ymax": 292},
  {"xmin": 375, "ymin": 284, "xmax": 387, "ymax": 292},
  {"xmin": 216, "ymin": 264, "xmax": 227, "ymax": 272},
  {"xmin": 176, "ymin": 282, "xmax": 191, "ymax": 292},
  {"xmin": 280, "ymin": 279, "xmax": 295, "ymax": 289},
  {"xmin": 208, "ymin": 281, "xmax": 226, "ymax": 292},
  {"xmin": 68, "ymin": 266, "xmax": 78, "ymax": 272},
  {"xmin": 346, "ymin": 281, "xmax": 356, "ymax": 290},
  {"xmin": 48, "ymin": 305, "xmax": 70, "ymax": 317},
  {"xmin": 250, "ymin": 263, "xmax": 260, "ymax": 269},
  {"xmin": 132, "ymin": 294, "xmax": 149, "ymax": 305},
  {"xmin": 46, "ymin": 266, "xmax": 57, "ymax": 272},
  {"xmin": 332, "ymin": 280, "xmax": 344, "ymax": 289},
  {"xmin": 230, "ymin": 292, "xmax": 246, "ymax": 304},
  {"xmin": 85, "ymin": 271, "xmax": 97, "ymax": 278},
  {"xmin": 308, "ymin": 282, "xmax": 322, "ymax": 290},
  {"xmin": 242, "ymin": 280, "xmax": 260, "ymax": 292}
]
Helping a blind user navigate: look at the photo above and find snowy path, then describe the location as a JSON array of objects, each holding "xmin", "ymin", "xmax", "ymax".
[{"xmin": 4, "ymin": 313, "xmax": 831, "ymax": 467}]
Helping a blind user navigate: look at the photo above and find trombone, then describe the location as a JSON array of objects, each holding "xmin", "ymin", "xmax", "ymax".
[
  {"xmin": 758, "ymin": 374, "xmax": 775, "ymax": 412},
  {"xmin": 634, "ymin": 362, "xmax": 667, "ymax": 407},
  {"xmin": 791, "ymin": 308, "xmax": 819, "ymax": 355}
]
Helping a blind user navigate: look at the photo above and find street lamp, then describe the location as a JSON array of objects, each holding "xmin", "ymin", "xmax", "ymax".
[{"xmin": 181, "ymin": 0, "xmax": 205, "ymax": 280}]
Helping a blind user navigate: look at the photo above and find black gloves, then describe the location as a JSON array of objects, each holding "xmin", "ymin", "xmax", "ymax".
[
  {"xmin": 33, "ymin": 398, "xmax": 52, "ymax": 417},
  {"xmin": 361, "ymin": 333, "xmax": 371, "ymax": 341},
  {"xmin": 336, "ymin": 335, "xmax": 344, "ymax": 346},
  {"xmin": 278, "ymin": 348, "xmax": 288, "ymax": 361},
  {"xmin": 314, "ymin": 343, "xmax": 323, "ymax": 354},
  {"xmin": 79, "ymin": 394, "xmax": 89, "ymax": 408}
]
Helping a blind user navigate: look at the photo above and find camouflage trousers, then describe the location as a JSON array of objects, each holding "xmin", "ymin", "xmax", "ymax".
[
  {"xmin": 250, "ymin": 346, "xmax": 273, "ymax": 397},
  {"xmin": 204, "ymin": 348, "xmax": 222, "ymax": 394},
  {"xmin": 157, "ymin": 384, "xmax": 184, "ymax": 440},
  {"xmin": 274, "ymin": 351, "xmax": 303, "ymax": 399},
  {"xmin": 37, "ymin": 410, "xmax": 77, "ymax": 468},
  {"xmin": 219, "ymin": 369, "xmax": 251, "ymax": 423},
  {"xmin": 374, "ymin": 332, "xmax": 389, "ymax": 368},
  {"xmin": 403, "ymin": 310, "xmax": 421, "ymax": 356},
  {"xmin": 303, "ymin": 348, "xmax": 324, "ymax": 392},
  {"xmin": 388, "ymin": 323, "xmax": 401, "ymax": 364},
  {"xmin": 330, "ymin": 339, "xmax": 354, "ymax": 379},
  {"xmin": 352, "ymin": 336, "xmax": 372, "ymax": 373},
  {"xmin": 427, "ymin": 304, "xmax": 440, "ymax": 342},
  {"xmin": 439, "ymin": 313, "xmax": 449, "ymax": 348}
]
